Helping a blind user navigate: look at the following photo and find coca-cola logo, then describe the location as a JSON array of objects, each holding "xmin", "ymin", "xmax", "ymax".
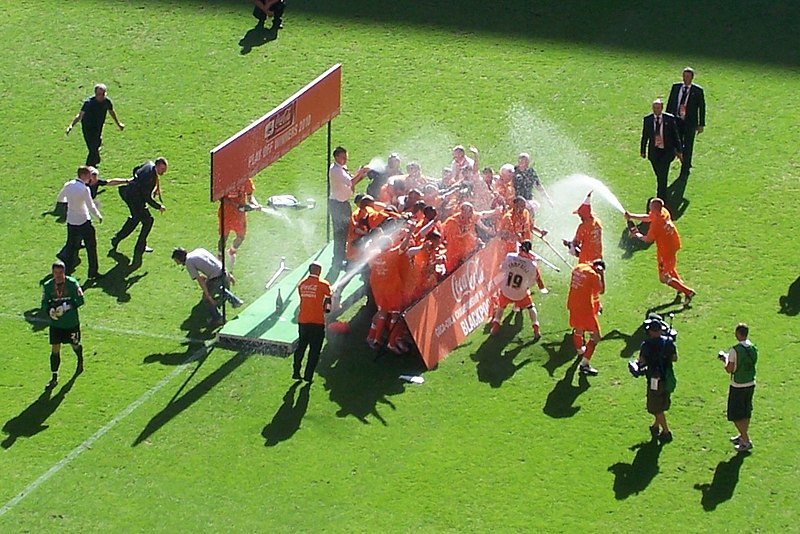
[{"xmin": 450, "ymin": 259, "xmax": 485, "ymax": 303}]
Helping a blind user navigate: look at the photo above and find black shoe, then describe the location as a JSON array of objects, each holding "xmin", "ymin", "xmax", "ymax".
[
  {"xmin": 303, "ymin": 376, "xmax": 313, "ymax": 384},
  {"xmin": 144, "ymin": 246, "xmax": 154, "ymax": 253},
  {"xmin": 87, "ymin": 271, "xmax": 104, "ymax": 280},
  {"xmin": 45, "ymin": 377, "xmax": 58, "ymax": 391},
  {"xmin": 579, "ymin": 363, "xmax": 598, "ymax": 376},
  {"xmin": 658, "ymin": 431, "xmax": 673, "ymax": 444},
  {"xmin": 649, "ymin": 424, "xmax": 660, "ymax": 438},
  {"xmin": 272, "ymin": 20, "xmax": 284, "ymax": 29},
  {"xmin": 292, "ymin": 373, "xmax": 302, "ymax": 380},
  {"xmin": 76, "ymin": 358, "xmax": 84, "ymax": 375}
]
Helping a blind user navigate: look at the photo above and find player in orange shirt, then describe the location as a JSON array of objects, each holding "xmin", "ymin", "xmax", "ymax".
[
  {"xmin": 366, "ymin": 233, "xmax": 412, "ymax": 349},
  {"xmin": 442, "ymin": 202, "xmax": 498, "ymax": 273},
  {"xmin": 498, "ymin": 196, "xmax": 549, "ymax": 254},
  {"xmin": 218, "ymin": 177, "xmax": 258, "ymax": 272},
  {"xmin": 567, "ymin": 259, "xmax": 606, "ymax": 376},
  {"xmin": 564, "ymin": 191, "xmax": 603, "ymax": 264},
  {"xmin": 293, "ymin": 261, "xmax": 332, "ymax": 383},
  {"xmin": 625, "ymin": 197, "xmax": 696, "ymax": 307}
]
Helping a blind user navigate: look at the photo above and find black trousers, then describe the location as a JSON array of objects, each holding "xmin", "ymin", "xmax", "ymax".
[
  {"xmin": 678, "ymin": 123, "xmax": 697, "ymax": 176},
  {"xmin": 60, "ymin": 221, "xmax": 99, "ymax": 275},
  {"xmin": 293, "ymin": 323, "xmax": 325, "ymax": 380},
  {"xmin": 114, "ymin": 188, "xmax": 154, "ymax": 256},
  {"xmin": 328, "ymin": 198, "xmax": 351, "ymax": 266},
  {"xmin": 82, "ymin": 126, "xmax": 102, "ymax": 167},
  {"xmin": 253, "ymin": 1, "xmax": 285, "ymax": 24},
  {"xmin": 648, "ymin": 150, "xmax": 675, "ymax": 201}
]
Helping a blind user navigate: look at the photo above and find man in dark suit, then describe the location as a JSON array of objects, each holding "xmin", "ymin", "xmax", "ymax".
[
  {"xmin": 666, "ymin": 67, "xmax": 705, "ymax": 178},
  {"xmin": 640, "ymin": 99, "xmax": 682, "ymax": 201}
]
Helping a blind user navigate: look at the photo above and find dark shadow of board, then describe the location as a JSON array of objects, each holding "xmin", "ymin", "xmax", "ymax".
[
  {"xmin": 779, "ymin": 275, "xmax": 800, "ymax": 316},
  {"xmin": 132, "ymin": 347, "xmax": 249, "ymax": 447},
  {"xmin": 693, "ymin": 452, "xmax": 750, "ymax": 511},
  {"xmin": 262, "ymin": 381, "xmax": 311, "ymax": 446},
  {"xmin": 470, "ymin": 311, "xmax": 533, "ymax": 388},
  {"xmin": 607, "ymin": 438, "xmax": 664, "ymax": 500},
  {"xmin": 1, "ymin": 372, "xmax": 79, "ymax": 449},
  {"xmin": 316, "ymin": 304, "xmax": 425, "ymax": 426}
]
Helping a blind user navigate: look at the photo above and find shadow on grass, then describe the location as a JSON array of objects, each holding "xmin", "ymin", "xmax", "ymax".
[
  {"xmin": 239, "ymin": 23, "xmax": 278, "ymax": 54},
  {"xmin": 693, "ymin": 452, "xmax": 750, "ymax": 511},
  {"xmin": 1, "ymin": 371, "xmax": 79, "ymax": 449},
  {"xmin": 262, "ymin": 381, "xmax": 310, "ymax": 446},
  {"xmin": 540, "ymin": 331, "xmax": 576, "ymax": 378},
  {"xmin": 608, "ymin": 438, "xmax": 664, "ymax": 500},
  {"xmin": 143, "ymin": 0, "xmax": 800, "ymax": 69},
  {"xmin": 470, "ymin": 312, "xmax": 533, "ymax": 388},
  {"xmin": 143, "ymin": 302, "xmax": 219, "ymax": 366},
  {"xmin": 779, "ymin": 276, "xmax": 800, "ymax": 316},
  {"xmin": 317, "ymin": 305, "xmax": 425, "ymax": 425},
  {"xmin": 22, "ymin": 307, "xmax": 48, "ymax": 333},
  {"xmin": 543, "ymin": 355, "xmax": 589, "ymax": 419},
  {"xmin": 81, "ymin": 250, "xmax": 148, "ymax": 303},
  {"xmin": 132, "ymin": 346, "xmax": 249, "ymax": 446},
  {"xmin": 618, "ymin": 225, "xmax": 652, "ymax": 260},
  {"xmin": 603, "ymin": 327, "xmax": 646, "ymax": 360},
  {"xmin": 666, "ymin": 175, "xmax": 690, "ymax": 221}
]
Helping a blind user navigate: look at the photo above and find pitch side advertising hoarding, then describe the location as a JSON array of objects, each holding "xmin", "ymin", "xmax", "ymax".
[
  {"xmin": 210, "ymin": 64, "xmax": 342, "ymax": 201},
  {"xmin": 405, "ymin": 238, "xmax": 507, "ymax": 369}
]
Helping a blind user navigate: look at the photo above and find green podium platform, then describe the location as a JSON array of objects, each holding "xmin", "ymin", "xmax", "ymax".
[{"xmin": 217, "ymin": 242, "xmax": 365, "ymax": 355}]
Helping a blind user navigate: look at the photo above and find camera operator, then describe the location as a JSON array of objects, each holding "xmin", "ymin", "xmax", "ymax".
[
  {"xmin": 635, "ymin": 319, "xmax": 678, "ymax": 443},
  {"xmin": 722, "ymin": 323, "xmax": 758, "ymax": 453}
]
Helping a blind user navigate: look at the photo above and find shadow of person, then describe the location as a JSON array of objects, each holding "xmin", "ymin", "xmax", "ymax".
[
  {"xmin": 262, "ymin": 382, "xmax": 311, "ymax": 447},
  {"xmin": 84, "ymin": 250, "xmax": 148, "ymax": 303},
  {"xmin": 22, "ymin": 308, "xmax": 49, "ymax": 333},
  {"xmin": 41, "ymin": 205, "xmax": 66, "ymax": 224},
  {"xmin": 470, "ymin": 312, "xmax": 530, "ymax": 388},
  {"xmin": 316, "ymin": 304, "xmax": 423, "ymax": 425},
  {"xmin": 1, "ymin": 372, "xmax": 79, "ymax": 449},
  {"xmin": 693, "ymin": 452, "xmax": 750, "ymax": 511},
  {"xmin": 607, "ymin": 438, "xmax": 664, "ymax": 499},
  {"xmin": 618, "ymin": 223, "xmax": 652, "ymax": 260},
  {"xmin": 239, "ymin": 24, "xmax": 278, "ymax": 55},
  {"xmin": 779, "ymin": 275, "xmax": 800, "ymax": 316},
  {"xmin": 603, "ymin": 327, "xmax": 646, "ymax": 360},
  {"xmin": 666, "ymin": 176, "xmax": 690, "ymax": 220},
  {"xmin": 540, "ymin": 331, "xmax": 577, "ymax": 378},
  {"xmin": 542, "ymin": 356, "xmax": 589, "ymax": 418}
]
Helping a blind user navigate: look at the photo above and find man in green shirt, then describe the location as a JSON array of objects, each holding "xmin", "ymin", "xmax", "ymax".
[
  {"xmin": 723, "ymin": 323, "xmax": 757, "ymax": 453},
  {"xmin": 41, "ymin": 261, "xmax": 85, "ymax": 391}
]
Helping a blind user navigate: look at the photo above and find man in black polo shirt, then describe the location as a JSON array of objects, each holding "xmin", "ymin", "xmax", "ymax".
[
  {"xmin": 66, "ymin": 83, "xmax": 125, "ymax": 167},
  {"xmin": 111, "ymin": 158, "xmax": 168, "ymax": 263}
]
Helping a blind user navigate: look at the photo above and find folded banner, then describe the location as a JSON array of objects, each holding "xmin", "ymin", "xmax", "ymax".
[{"xmin": 405, "ymin": 238, "xmax": 506, "ymax": 369}]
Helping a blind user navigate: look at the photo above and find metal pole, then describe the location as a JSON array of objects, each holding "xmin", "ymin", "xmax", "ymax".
[
  {"xmin": 220, "ymin": 198, "xmax": 226, "ymax": 322},
  {"xmin": 326, "ymin": 120, "xmax": 332, "ymax": 242}
]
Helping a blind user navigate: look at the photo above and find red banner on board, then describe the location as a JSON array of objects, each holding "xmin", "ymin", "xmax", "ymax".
[
  {"xmin": 404, "ymin": 238, "xmax": 507, "ymax": 369},
  {"xmin": 210, "ymin": 64, "xmax": 342, "ymax": 201}
]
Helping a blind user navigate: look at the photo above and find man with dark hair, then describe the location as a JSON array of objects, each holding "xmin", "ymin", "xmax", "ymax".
[
  {"xmin": 56, "ymin": 166, "xmax": 103, "ymax": 278},
  {"xmin": 41, "ymin": 261, "xmax": 85, "ymax": 390},
  {"xmin": 172, "ymin": 247, "xmax": 243, "ymax": 327},
  {"xmin": 513, "ymin": 152, "xmax": 553, "ymax": 206},
  {"xmin": 111, "ymin": 158, "xmax": 168, "ymax": 262},
  {"xmin": 329, "ymin": 146, "xmax": 369, "ymax": 270},
  {"xmin": 640, "ymin": 98, "xmax": 683, "ymax": 200},
  {"xmin": 723, "ymin": 323, "xmax": 757, "ymax": 452},
  {"xmin": 666, "ymin": 67, "xmax": 706, "ymax": 178},
  {"xmin": 253, "ymin": 0, "xmax": 285, "ymax": 29},
  {"xmin": 636, "ymin": 319, "xmax": 678, "ymax": 443},
  {"xmin": 66, "ymin": 83, "xmax": 124, "ymax": 167},
  {"xmin": 293, "ymin": 261, "xmax": 332, "ymax": 383}
]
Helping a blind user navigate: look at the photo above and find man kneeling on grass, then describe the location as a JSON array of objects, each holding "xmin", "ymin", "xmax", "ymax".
[{"xmin": 172, "ymin": 247, "xmax": 243, "ymax": 327}]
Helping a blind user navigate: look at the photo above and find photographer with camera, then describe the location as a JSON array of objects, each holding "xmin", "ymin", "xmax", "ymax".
[
  {"xmin": 721, "ymin": 323, "xmax": 758, "ymax": 453},
  {"xmin": 631, "ymin": 318, "xmax": 678, "ymax": 443}
]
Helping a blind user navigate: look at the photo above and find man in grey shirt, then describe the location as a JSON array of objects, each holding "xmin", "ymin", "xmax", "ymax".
[{"xmin": 171, "ymin": 247, "xmax": 243, "ymax": 326}]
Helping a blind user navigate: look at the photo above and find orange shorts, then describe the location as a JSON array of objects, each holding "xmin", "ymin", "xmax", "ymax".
[
  {"xmin": 498, "ymin": 292, "xmax": 533, "ymax": 310},
  {"xmin": 568, "ymin": 309, "xmax": 600, "ymax": 334},
  {"xmin": 657, "ymin": 249, "xmax": 679, "ymax": 279},
  {"xmin": 219, "ymin": 209, "xmax": 247, "ymax": 237}
]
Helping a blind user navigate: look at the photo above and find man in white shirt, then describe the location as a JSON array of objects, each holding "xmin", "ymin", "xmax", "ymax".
[
  {"xmin": 329, "ymin": 146, "xmax": 368, "ymax": 270},
  {"xmin": 56, "ymin": 166, "xmax": 103, "ymax": 278},
  {"xmin": 490, "ymin": 240, "xmax": 548, "ymax": 340}
]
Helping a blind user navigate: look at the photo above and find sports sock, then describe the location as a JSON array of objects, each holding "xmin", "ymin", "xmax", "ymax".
[
  {"xmin": 50, "ymin": 351, "xmax": 61, "ymax": 373},
  {"xmin": 584, "ymin": 339, "xmax": 597, "ymax": 360},
  {"xmin": 572, "ymin": 332, "xmax": 583, "ymax": 351}
]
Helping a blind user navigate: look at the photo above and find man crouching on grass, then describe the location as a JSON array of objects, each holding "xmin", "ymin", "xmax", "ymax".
[{"xmin": 172, "ymin": 247, "xmax": 243, "ymax": 327}]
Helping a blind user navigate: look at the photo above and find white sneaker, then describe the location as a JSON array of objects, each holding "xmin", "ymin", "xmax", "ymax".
[{"xmin": 734, "ymin": 440, "xmax": 753, "ymax": 453}]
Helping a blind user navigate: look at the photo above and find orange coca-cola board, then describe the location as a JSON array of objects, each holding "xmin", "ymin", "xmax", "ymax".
[
  {"xmin": 210, "ymin": 64, "xmax": 342, "ymax": 201},
  {"xmin": 405, "ymin": 238, "xmax": 507, "ymax": 369}
]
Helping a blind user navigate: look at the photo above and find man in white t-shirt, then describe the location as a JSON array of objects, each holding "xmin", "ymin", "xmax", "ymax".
[
  {"xmin": 490, "ymin": 240, "xmax": 548, "ymax": 340},
  {"xmin": 328, "ymin": 146, "xmax": 368, "ymax": 270}
]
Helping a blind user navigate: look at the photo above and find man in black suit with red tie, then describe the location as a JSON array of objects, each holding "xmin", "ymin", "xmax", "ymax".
[
  {"xmin": 667, "ymin": 67, "xmax": 705, "ymax": 178},
  {"xmin": 640, "ymin": 99, "xmax": 682, "ymax": 201}
]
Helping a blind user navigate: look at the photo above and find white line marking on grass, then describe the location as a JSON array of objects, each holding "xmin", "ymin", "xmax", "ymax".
[
  {"xmin": 0, "ymin": 342, "xmax": 212, "ymax": 518},
  {"xmin": 0, "ymin": 312, "xmax": 207, "ymax": 344}
]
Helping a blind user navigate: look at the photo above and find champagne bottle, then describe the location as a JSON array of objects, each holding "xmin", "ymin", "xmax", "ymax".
[{"xmin": 276, "ymin": 288, "xmax": 284, "ymax": 312}]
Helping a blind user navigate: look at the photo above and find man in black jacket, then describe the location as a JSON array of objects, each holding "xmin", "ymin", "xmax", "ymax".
[
  {"xmin": 111, "ymin": 158, "xmax": 168, "ymax": 262},
  {"xmin": 666, "ymin": 67, "xmax": 705, "ymax": 178},
  {"xmin": 640, "ymin": 99, "xmax": 682, "ymax": 201}
]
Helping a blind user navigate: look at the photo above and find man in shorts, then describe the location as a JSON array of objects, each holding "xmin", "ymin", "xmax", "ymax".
[{"xmin": 41, "ymin": 261, "xmax": 85, "ymax": 390}]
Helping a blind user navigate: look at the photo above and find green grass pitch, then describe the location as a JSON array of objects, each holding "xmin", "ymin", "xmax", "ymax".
[{"xmin": 0, "ymin": 0, "xmax": 798, "ymax": 531}]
